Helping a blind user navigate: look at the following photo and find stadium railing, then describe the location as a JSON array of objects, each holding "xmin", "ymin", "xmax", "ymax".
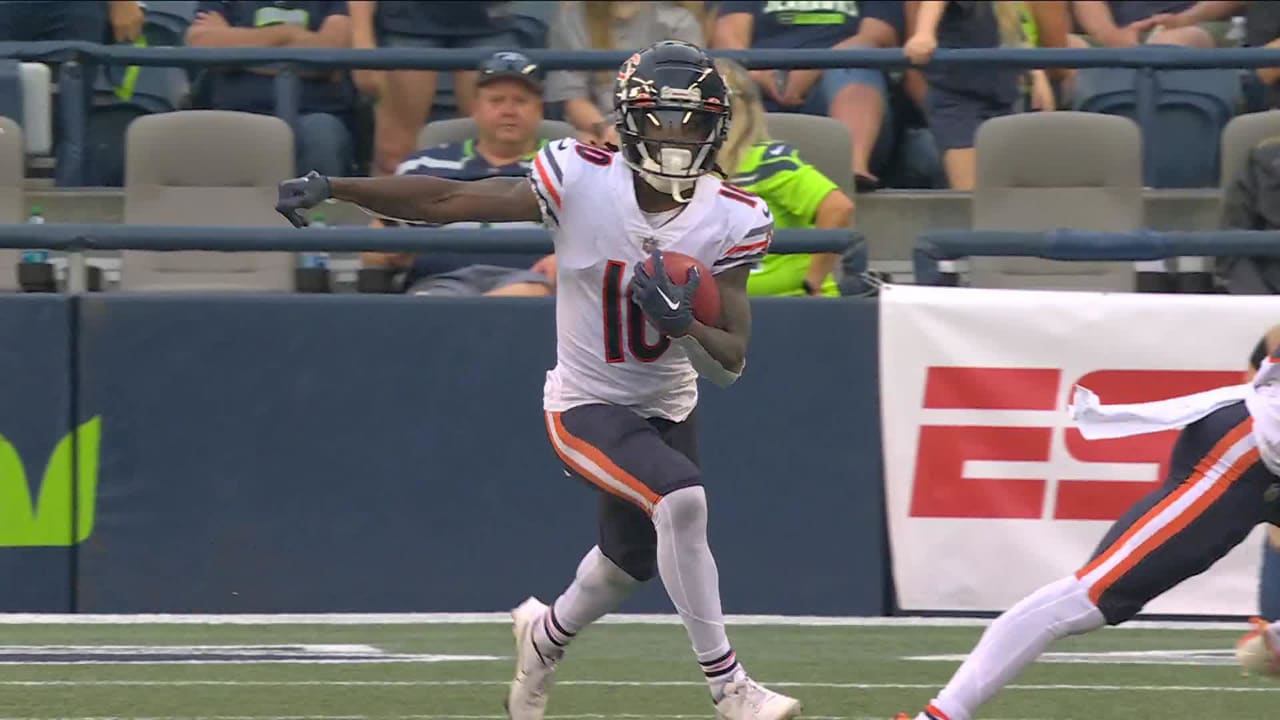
[
  {"xmin": 5, "ymin": 42, "xmax": 1280, "ymax": 185},
  {"xmin": 912, "ymin": 229, "xmax": 1280, "ymax": 286},
  {"xmin": 0, "ymin": 223, "xmax": 853, "ymax": 253},
  {"xmin": 0, "ymin": 223, "xmax": 858, "ymax": 292}
]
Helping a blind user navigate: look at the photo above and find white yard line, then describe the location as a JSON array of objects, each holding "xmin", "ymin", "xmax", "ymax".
[
  {"xmin": 0, "ymin": 613, "xmax": 1252, "ymax": 631},
  {"xmin": 0, "ymin": 716, "xmax": 1047, "ymax": 720},
  {"xmin": 1, "ymin": 679, "xmax": 1275, "ymax": 692}
]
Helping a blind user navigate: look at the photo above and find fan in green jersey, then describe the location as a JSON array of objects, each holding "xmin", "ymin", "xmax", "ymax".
[{"xmin": 714, "ymin": 58, "xmax": 856, "ymax": 297}]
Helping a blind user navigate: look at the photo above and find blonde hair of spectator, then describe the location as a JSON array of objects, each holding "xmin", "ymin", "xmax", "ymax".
[
  {"xmin": 713, "ymin": 57, "xmax": 768, "ymax": 178},
  {"xmin": 994, "ymin": 1, "xmax": 1027, "ymax": 47}
]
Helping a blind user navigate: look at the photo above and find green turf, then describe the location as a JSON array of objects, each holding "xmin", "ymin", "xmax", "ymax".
[{"xmin": 0, "ymin": 622, "xmax": 1275, "ymax": 719}]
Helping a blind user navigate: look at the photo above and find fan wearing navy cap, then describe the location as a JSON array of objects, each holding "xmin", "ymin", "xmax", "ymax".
[{"xmin": 362, "ymin": 52, "xmax": 557, "ymax": 297}]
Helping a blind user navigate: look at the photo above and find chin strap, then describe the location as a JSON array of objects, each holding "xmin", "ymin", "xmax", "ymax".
[{"xmin": 636, "ymin": 165, "xmax": 697, "ymax": 204}]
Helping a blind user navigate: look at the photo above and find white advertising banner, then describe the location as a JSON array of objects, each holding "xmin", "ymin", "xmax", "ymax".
[{"xmin": 880, "ymin": 284, "xmax": 1280, "ymax": 616}]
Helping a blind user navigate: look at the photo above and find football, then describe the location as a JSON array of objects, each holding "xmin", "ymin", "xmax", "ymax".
[
  {"xmin": 1235, "ymin": 620, "xmax": 1280, "ymax": 678},
  {"xmin": 642, "ymin": 251, "xmax": 722, "ymax": 328}
]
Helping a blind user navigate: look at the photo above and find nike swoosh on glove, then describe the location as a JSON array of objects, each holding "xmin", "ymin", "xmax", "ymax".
[{"xmin": 629, "ymin": 250, "xmax": 698, "ymax": 337}]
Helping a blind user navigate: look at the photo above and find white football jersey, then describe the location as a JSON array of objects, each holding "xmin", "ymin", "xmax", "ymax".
[
  {"xmin": 528, "ymin": 138, "xmax": 774, "ymax": 422},
  {"xmin": 1247, "ymin": 355, "xmax": 1280, "ymax": 476}
]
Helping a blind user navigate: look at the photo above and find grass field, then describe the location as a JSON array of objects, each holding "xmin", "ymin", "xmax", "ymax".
[{"xmin": 0, "ymin": 615, "xmax": 1275, "ymax": 720}]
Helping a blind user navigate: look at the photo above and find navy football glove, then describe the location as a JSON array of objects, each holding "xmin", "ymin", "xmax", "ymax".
[
  {"xmin": 276, "ymin": 171, "xmax": 333, "ymax": 228},
  {"xmin": 629, "ymin": 250, "xmax": 700, "ymax": 337}
]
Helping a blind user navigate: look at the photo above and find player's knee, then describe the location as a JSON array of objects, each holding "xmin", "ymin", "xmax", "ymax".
[
  {"xmin": 599, "ymin": 543, "xmax": 657, "ymax": 582},
  {"xmin": 651, "ymin": 485, "xmax": 708, "ymax": 536},
  {"xmin": 581, "ymin": 546, "xmax": 644, "ymax": 590},
  {"xmin": 1027, "ymin": 576, "xmax": 1106, "ymax": 637}
]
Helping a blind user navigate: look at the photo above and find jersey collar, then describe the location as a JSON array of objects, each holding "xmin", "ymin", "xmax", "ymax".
[{"xmin": 618, "ymin": 166, "xmax": 718, "ymax": 251}]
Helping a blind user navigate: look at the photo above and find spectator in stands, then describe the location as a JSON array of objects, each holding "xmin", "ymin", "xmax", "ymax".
[
  {"xmin": 0, "ymin": 0, "xmax": 143, "ymax": 186},
  {"xmin": 1014, "ymin": 1, "xmax": 1072, "ymax": 111},
  {"xmin": 1153, "ymin": 1, "xmax": 1278, "ymax": 48},
  {"xmin": 1219, "ymin": 136, "xmax": 1280, "ymax": 293},
  {"xmin": 546, "ymin": 1, "xmax": 704, "ymax": 148},
  {"xmin": 0, "ymin": 0, "xmax": 141, "ymax": 49},
  {"xmin": 904, "ymin": 1, "xmax": 1069, "ymax": 190},
  {"xmin": 361, "ymin": 52, "xmax": 555, "ymax": 297},
  {"xmin": 714, "ymin": 58, "xmax": 855, "ymax": 297},
  {"xmin": 712, "ymin": 1, "xmax": 904, "ymax": 192},
  {"xmin": 348, "ymin": 2, "xmax": 529, "ymax": 176},
  {"xmin": 1151, "ymin": 2, "xmax": 1280, "ymax": 107},
  {"xmin": 187, "ymin": 1, "xmax": 356, "ymax": 177},
  {"xmin": 1072, "ymin": 1, "xmax": 1214, "ymax": 48}
]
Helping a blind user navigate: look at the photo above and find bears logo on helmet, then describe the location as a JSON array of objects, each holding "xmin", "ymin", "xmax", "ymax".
[{"xmin": 611, "ymin": 41, "xmax": 730, "ymax": 201}]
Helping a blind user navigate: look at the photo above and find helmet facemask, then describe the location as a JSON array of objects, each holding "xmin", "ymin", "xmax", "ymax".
[{"xmin": 618, "ymin": 106, "xmax": 725, "ymax": 203}]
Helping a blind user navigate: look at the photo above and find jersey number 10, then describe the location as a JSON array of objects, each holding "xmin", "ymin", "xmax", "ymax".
[{"xmin": 603, "ymin": 260, "xmax": 671, "ymax": 363}]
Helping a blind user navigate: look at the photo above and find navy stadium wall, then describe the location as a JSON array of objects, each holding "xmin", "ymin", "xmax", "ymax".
[
  {"xmin": 0, "ymin": 295, "xmax": 886, "ymax": 615},
  {"xmin": 0, "ymin": 296, "xmax": 75, "ymax": 611}
]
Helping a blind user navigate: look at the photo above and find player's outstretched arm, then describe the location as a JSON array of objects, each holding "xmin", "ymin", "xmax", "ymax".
[
  {"xmin": 276, "ymin": 171, "xmax": 543, "ymax": 227},
  {"xmin": 675, "ymin": 265, "xmax": 752, "ymax": 386}
]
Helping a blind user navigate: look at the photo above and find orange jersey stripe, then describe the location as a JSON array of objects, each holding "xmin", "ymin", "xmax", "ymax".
[
  {"xmin": 534, "ymin": 154, "xmax": 562, "ymax": 208},
  {"xmin": 1077, "ymin": 418, "xmax": 1257, "ymax": 603},
  {"xmin": 722, "ymin": 239, "xmax": 770, "ymax": 257},
  {"xmin": 547, "ymin": 412, "xmax": 661, "ymax": 512},
  {"xmin": 1086, "ymin": 443, "xmax": 1259, "ymax": 604},
  {"xmin": 1076, "ymin": 418, "xmax": 1252, "ymax": 581}
]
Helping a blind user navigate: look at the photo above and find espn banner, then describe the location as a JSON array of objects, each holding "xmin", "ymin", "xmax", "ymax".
[{"xmin": 880, "ymin": 284, "xmax": 1280, "ymax": 616}]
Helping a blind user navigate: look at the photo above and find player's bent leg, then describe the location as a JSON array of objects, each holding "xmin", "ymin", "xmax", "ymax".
[
  {"xmin": 506, "ymin": 546, "xmax": 641, "ymax": 720},
  {"xmin": 533, "ymin": 544, "xmax": 642, "ymax": 662},
  {"xmin": 547, "ymin": 405, "xmax": 800, "ymax": 718},
  {"xmin": 652, "ymin": 486, "xmax": 800, "ymax": 719},
  {"xmin": 901, "ymin": 405, "xmax": 1272, "ymax": 720},
  {"xmin": 506, "ymin": 596, "xmax": 554, "ymax": 720},
  {"xmin": 905, "ymin": 575, "xmax": 1104, "ymax": 720}
]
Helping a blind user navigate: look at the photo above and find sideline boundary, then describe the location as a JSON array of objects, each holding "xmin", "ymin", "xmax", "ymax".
[{"xmin": 0, "ymin": 614, "xmax": 1251, "ymax": 631}]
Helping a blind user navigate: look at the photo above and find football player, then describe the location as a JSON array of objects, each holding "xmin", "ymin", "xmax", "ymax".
[
  {"xmin": 896, "ymin": 328, "xmax": 1280, "ymax": 720},
  {"xmin": 277, "ymin": 41, "xmax": 801, "ymax": 720}
]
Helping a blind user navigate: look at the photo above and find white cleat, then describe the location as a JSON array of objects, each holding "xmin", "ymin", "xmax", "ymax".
[
  {"xmin": 715, "ymin": 677, "xmax": 803, "ymax": 720},
  {"xmin": 1236, "ymin": 617, "xmax": 1280, "ymax": 678},
  {"xmin": 504, "ymin": 596, "xmax": 557, "ymax": 720}
]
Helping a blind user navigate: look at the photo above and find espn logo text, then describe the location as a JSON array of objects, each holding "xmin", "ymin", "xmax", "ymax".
[{"xmin": 910, "ymin": 367, "xmax": 1242, "ymax": 521}]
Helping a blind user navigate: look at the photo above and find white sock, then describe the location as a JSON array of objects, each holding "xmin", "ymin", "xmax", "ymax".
[
  {"xmin": 532, "ymin": 546, "xmax": 638, "ymax": 661},
  {"xmin": 927, "ymin": 576, "xmax": 1105, "ymax": 720},
  {"xmin": 651, "ymin": 486, "xmax": 742, "ymax": 698}
]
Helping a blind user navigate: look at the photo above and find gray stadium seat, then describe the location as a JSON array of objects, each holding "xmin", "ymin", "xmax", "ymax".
[
  {"xmin": 417, "ymin": 118, "xmax": 575, "ymax": 150},
  {"xmin": 1074, "ymin": 65, "xmax": 1240, "ymax": 188},
  {"xmin": 120, "ymin": 110, "xmax": 296, "ymax": 291},
  {"xmin": 0, "ymin": 117, "xmax": 22, "ymax": 291},
  {"xmin": 1219, "ymin": 110, "xmax": 1280, "ymax": 194},
  {"xmin": 970, "ymin": 112, "xmax": 1142, "ymax": 291},
  {"xmin": 764, "ymin": 113, "xmax": 854, "ymax": 200},
  {"xmin": 18, "ymin": 62, "xmax": 51, "ymax": 155}
]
